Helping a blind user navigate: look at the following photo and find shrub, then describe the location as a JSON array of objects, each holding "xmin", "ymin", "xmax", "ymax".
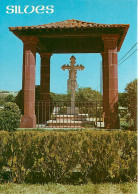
[
  {"xmin": 120, "ymin": 121, "xmax": 135, "ymax": 131},
  {"xmin": 0, "ymin": 130, "xmax": 136, "ymax": 184},
  {"xmin": 0, "ymin": 96, "xmax": 5, "ymax": 106},
  {"xmin": 0, "ymin": 102, "xmax": 21, "ymax": 131}
]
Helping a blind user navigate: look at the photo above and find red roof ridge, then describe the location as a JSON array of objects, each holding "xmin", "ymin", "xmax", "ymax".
[{"xmin": 9, "ymin": 19, "xmax": 130, "ymax": 31}]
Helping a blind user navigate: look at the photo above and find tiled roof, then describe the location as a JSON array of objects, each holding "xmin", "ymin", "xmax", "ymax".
[{"xmin": 9, "ymin": 19, "xmax": 129, "ymax": 31}]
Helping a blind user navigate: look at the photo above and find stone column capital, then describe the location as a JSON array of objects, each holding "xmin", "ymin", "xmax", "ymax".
[
  {"xmin": 40, "ymin": 52, "xmax": 52, "ymax": 58},
  {"xmin": 102, "ymin": 34, "xmax": 119, "ymax": 41},
  {"xmin": 102, "ymin": 34, "xmax": 119, "ymax": 51},
  {"xmin": 22, "ymin": 36, "xmax": 38, "ymax": 44},
  {"xmin": 22, "ymin": 36, "xmax": 38, "ymax": 52}
]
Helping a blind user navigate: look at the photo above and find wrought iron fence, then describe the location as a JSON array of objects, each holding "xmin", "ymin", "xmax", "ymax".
[{"xmin": 35, "ymin": 101, "xmax": 104, "ymax": 128}]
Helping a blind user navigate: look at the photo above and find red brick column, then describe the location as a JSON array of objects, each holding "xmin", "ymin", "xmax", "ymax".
[
  {"xmin": 40, "ymin": 53, "xmax": 52, "ymax": 122},
  {"xmin": 40, "ymin": 53, "xmax": 52, "ymax": 101},
  {"xmin": 20, "ymin": 38, "xmax": 37, "ymax": 128},
  {"xmin": 102, "ymin": 35, "xmax": 120, "ymax": 129}
]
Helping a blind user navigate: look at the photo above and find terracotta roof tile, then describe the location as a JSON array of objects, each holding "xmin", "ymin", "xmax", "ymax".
[{"xmin": 9, "ymin": 19, "xmax": 129, "ymax": 31}]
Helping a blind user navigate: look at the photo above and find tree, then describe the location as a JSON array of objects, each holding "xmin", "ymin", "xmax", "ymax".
[
  {"xmin": 15, "ymin": 86, "xmax": 102, "ymax": 118},
  {"xmin": 75, "ymin": 87, "xmax": 102, "ymax": 117},
  {"xmin": 15, "ymin": 86, "xmax": 70, "ymax": 113},
  {"xmin": 125, "ymin": 79, "xmax": 137, "ymax": 129},
  {"xmin": 5, "ymin": 94, "xmax": 15, "ymax": 103},
  {"xmin": 75, "ymin": 87, "xmax": 102, "ymax": 102},
  {"xmin": 118, "ymin": 93, "xmax": 127, "ymax": 107},
  {"xmin": 0, "ymin": 94, "xmax": 15, "ymax": 106},
  {"xmin": 15, "ymin": 85, "xmax": 41, "ymax": 114},
  {"xmin": 15, "ymin": 90, "xmax": 23, "ymax": 114}
]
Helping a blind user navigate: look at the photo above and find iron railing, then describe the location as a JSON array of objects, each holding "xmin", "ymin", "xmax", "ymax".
[{"xmin": 35, "ymin": 101, "xmax": 104, "ymax": 128}]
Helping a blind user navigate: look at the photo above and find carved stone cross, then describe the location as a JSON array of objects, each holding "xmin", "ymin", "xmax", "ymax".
[{"xmin": 61, "ymin": 56, "xmax": 85, "ymax": 111}]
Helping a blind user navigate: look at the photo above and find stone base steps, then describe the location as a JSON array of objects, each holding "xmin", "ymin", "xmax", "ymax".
[
  {"xmin": 48, "ymin": 121, "xmax": 82, "ymax": 128},
  {"xmin": 55, "ymin": 114, "xmax": 88, "ymax": 121},
  {"xmin": 48, "ymin": 125, "xmax": 82, "ymax": 128},
  {"xmin": 47, "ymin": 120, "xmax": 82, "ymax": 128},
  {"xmin": 46, "ymin": 114, "xmax": 104, "ymax": 128}
]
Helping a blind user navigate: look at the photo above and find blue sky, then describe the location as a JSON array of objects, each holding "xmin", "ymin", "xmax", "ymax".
[{"xmin": 0, "ymin": 0, "xmax": 137, "ymax": 94}]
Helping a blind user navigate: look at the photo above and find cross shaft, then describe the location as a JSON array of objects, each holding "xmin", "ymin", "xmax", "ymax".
[{"xmin": 61, "ymin": 56, "xmax": 85, "ymax": 112}]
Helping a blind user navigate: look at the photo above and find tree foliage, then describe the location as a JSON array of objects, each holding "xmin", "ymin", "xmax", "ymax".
[
  {"xmin": 50, "ymin": 92, "xmax": 70, "ymax": 102},
  {"xmin": 0, "ymin": 94, "xmax": 15, "ymax": 106},
  {"xmin": 5, "ymin": 94, "xmax": 15, "ymax": 103},
  {"xmin": 0, "ymin": 96, "xmax": 5, "ymax": 106},
  {"xmin": 15, "ymin": 85, "xmax": 41, "ymax": 114},
  {"xmin": 118, "ymin": 93, "xmax": 127, "ymax": 107},
  {"xmin": 75, "ymin": 87, "xmax": 102, "ymax": 102},
  {"xmin": 15, "ymin": 86, "xmax": 102, "ymax": 113},
  {"xmin": 125, "ymin": 79, "xmax": 137, "ymax": 129}
]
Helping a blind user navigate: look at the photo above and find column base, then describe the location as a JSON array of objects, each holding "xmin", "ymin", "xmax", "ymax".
[
  {"xmin": 104, "ymin": 115, "xmax": 120, "ymax": 129},
  {"xmin": 20, "ymin": 115, "xmax": 36, "ymax": 128}
]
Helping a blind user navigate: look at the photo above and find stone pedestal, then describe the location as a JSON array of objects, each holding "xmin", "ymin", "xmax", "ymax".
[{"xmin": 47, "ymin": 114, "xmax": 88, "ymax": 128}]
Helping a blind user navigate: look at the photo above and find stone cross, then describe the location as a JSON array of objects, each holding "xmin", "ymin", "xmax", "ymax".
[{"xmin": 61, "ymin": 56, "xmax": 85, "ymax": 111}]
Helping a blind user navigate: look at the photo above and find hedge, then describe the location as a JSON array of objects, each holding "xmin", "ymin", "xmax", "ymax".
[{"xmin": 0, "ymin": 130, "xmax": 137, "ymax": 184}]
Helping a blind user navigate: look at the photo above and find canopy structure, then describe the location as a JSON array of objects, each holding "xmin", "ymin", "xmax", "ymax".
[
  {"xmin": 9, "ymin": 19, "xmax": 129, "ymax": 129},
  {"xmin": 9, "ymin": 19, "xmax": 129, "ymax": 53}
]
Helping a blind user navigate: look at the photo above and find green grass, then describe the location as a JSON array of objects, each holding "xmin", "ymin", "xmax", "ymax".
[{"xmin": 0, "ymin": 183, "xmax": 137, "ymax": 194}]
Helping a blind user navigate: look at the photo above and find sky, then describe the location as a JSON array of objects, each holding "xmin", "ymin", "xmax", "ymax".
[{"xmin": 0, "ymin": 0, "xmax": 137, "ymax": 94}]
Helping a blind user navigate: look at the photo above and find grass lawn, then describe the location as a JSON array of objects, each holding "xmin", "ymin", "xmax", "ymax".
[{"xmin": 0, "ymin": 183, "xmax": 137, "ymax": 194}]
